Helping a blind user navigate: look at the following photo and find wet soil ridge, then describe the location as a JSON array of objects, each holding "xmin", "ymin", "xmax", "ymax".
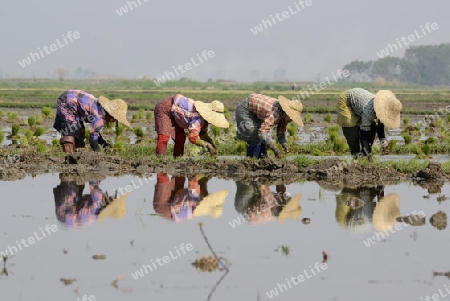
[{"xmin": 1, "ymin": 150, "xmax": 449, "ymax": 186}]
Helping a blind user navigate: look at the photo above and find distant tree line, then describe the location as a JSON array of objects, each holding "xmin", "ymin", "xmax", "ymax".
[{"xmin": 342, "ymin": 43, "xmax": 450, "ymax": 86}]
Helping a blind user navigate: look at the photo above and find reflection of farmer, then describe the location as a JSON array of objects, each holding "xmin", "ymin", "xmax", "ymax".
[
  {"xmin": 53, "ymin": 175, "xmax": 128, "ymax": 228},
  {"xmin": 235, "ymin": 94, "xmax": 303, "ymax": 159},
  {"xmin": 335, "ymin": 185, "xmax": 401, "ymax": 232},
  {"xmin": 53, "ymin": 90, "xmax": 131, "ymax": 153},
  {"xmin": 153, "ymin": 173, "xmax": 227, "ymax": 222},
  {"xmin": 154, "ymin": 94, "xmax": 229, "ymax": 157},
  {"xmin": 337, "ymin": 88, "xmax": 402, "ymax": 161},
  {"xmin": 234, "ymin": 182, "xmax": 302, "ymax": 224}
]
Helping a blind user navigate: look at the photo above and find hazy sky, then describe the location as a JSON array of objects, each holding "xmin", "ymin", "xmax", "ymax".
[{"xmin": 1, "ymin": 0, "xmax": 448, "ymax": 81}]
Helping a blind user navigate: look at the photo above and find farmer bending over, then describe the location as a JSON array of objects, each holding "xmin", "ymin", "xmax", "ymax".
[
  {"xmin": 235, "ymin": 94, "xmax": 303, "ymax": 158},
  {"xmin": 337, "ymin": 88, "xmax": 402, "ymax": 161},
  {"xmin": 154, "ymin": 94, "xmax": 229, "ymax": 157},
  {"xmin": 53, "ymin": 90, "xmax": 131, "ymax": 153}
]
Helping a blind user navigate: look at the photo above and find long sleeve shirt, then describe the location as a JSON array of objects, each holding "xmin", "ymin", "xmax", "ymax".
[
  {"xmin": 248, "ymin": 94, "xmax": 289, "ymax": 144},
  {"xmin": 170, "ymin": 94, "xmax": 208, "ymax": 143},
  {"xmin": 346, "ymin": 88, "xmax": 377, "ymax": 132},
  {"xmin": 58, "ymin": 90, "xmax": 107, "ymax": 139}
]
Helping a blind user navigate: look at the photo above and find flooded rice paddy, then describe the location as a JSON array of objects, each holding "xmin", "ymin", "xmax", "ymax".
[{"xmin": 1, "ymin": 174, "xmax": 449, "ymax": 301}]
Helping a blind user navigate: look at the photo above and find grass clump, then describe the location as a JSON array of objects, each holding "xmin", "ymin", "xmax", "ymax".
[
  {"xmin": 287, "ymin": 122, "xmax": 297, "ymax": 136},
  {"xmin": 35, "ymin": 114, "xmax": 44, "ymax": 125},
  {"xmin": 7, "ymin": 112, "xmax": 18, "ymax": 122},
  {"xmin": 294, "ymin": 155, "xmax": 317, "ymax": 168},
  {"xmin": 36, "ymin": 142, "xmax": 48, "ymax": 153},
  {"xmin": 113, "ymin": 140, "xmax": 125, "ymax": 152},
  {"xmin": 402, "ymin": 134, "xmax": 412, "ymax": 144},
  {"xmin": 134, "ymin": 127, "xmax": 144, "ymax": 139},
  {"xmin": 0, "ymin": 130, "xmax": 4, "ymax": 144},
  {"xmin": 146, "ymin": 111, "xmax": 153, "ymax": 121},
  {"xmin": 33, "ymin": 127, "xmax": 45, "ymax": 137},
  {"xmin": 41, "ymin": 107, "xmax": 53, "ymax": 118},
  {"xmin": 20, "ymin": 137, "xmax": 29, "ymax": 147},
  {"xmin": 11, "ymin": 124, "xmax": 20, "ymax": 137},
  {"xmin": 24, "ymin": 129, "xmax": 33, "ymax": 139},
  {"xmin": 116, "ymin": 124, "xmax": 124, "ymax": 137},
  {"xmin": 0, "ymin": 110, "xmax": 5, "ymax": 118},
  {"xmin": 304, "ymin": 113, "xmax": 314, "ymax": 124},
  {"xmin": 324, "ymin": 113, "xmax": 332, "ymax": 123},
  {"xmin": 389, "ymin": 160, "xmax": 428, "ymax": 173},
  {"xmin": 403, "ymin": 117, "xmax": 409, "ymax": 125},
  {"xmin": 27, "ymin": 116, "xmax": 36, "ymax": 127},
  {"xmin": 52, "ymin": 138, "xmax": 60, "ymax": 147},
  {"xmin": 138, "ymin": 108, "xmax": 144, "ymax": 120},
  {"xmin": 211, "ymin": 125, "xmax": 221, "ymax": 137}
]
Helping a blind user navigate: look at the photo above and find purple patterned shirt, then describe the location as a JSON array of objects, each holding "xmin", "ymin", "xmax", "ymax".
[
  {"xmin": 170, "ymin": 94, "xmax": 207, "ymax": 143},
  {"xmin": 58, "ymin": 90, "xmax": 107, "ymax": 139}
]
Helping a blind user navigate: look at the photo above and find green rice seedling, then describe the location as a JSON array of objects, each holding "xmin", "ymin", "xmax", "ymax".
[
  {"xmin": 134, "ymin": 127, "xmax": 144, "ymax": 138},
  {"xmin": 84, "ymin": 127, "xmax": 90, "ymax": 139},
  {"xmin": 294, "ymin": 155, "xmax": 316, "ymax": 168},
  {"xmin": 287, "ymin": 122, "xmax": 297, "ymax": 136},
  {"xmin": 402, "ymin": 133, "xmax": 412, "ymax": 144},
  {"xmin": 224, "ymin": 107, "xmax": 230, "ymax": 120},
  {"xmin": 41, "ymin": 107, "xmax": 53, "ymax": 118},
  {"xmin": 113, "ymin": 140, "xmax": 125, "ymax": 152},
  {"xmin": 138, "ymin": 108, "xmax": 144, "ymax": 120},
  {"xmin": 132, "ymin": 113, "xmax": 138, "ymax": 120},
  {"xmin": 24, "ymin": 129, "xmax": 33, "ymax": 139},
  {"xmin": 390, "ymin": 160, "xmax": 428, "ymax": 173},
  {"xmin": 20, "ymin": 137, "xmax": 29, "ymax": 147},
  {"xmin": 324, "ymin": 113, "xmax": 332, "ymax": 123},
  {"xmin": 146, "ymin": 111, "xmax": 153, "ymax": 121},
  {"xmin": 35, "ymin": 114, "xmax": 44, "ymax": 125},
  {"xmin": 403, "ymin": 117, "xmax": 409, "ymax": 125},
  {"xmin": 304, "ymin": 113, "xmax": 313, "ymax": 124},
  {"xmin": 27, "ymin": 116, "xmax": 36, "ymax": 127},
  {"xmin": 211, "ymin": 125, "xmax": 221, "ymax": 137},
  {"xmin": 441, "ymin": 161, "xmax": 450, "ymax": 174},
  {"xmin": 52, "ymin": 138, "xmax": 60, "ymax": 147},
  {"xmin": 33, "ymin": 127, "xmax": 45, "ymax": 137},
  {"xmin": 7, "ymin": 112, "xmax": 18, "ymax": 122},
  {"xmin": 447, "ymin": 115, "xmax": 450, "ymax": 123},
  {"xmin": 388, "ymin": 140, "xmax": 397, "ymax": 150},
  {"xmin": 333, "ymin": 137, "xmax": 347, "ymax": 153},
  {"xmin": 116, "ymin": 123, "xmax": 124, "ymax": 137},
  {"xmin": 11, "ymin": 124, "xmax": 20, "ymax": 137},
  {"xmin": 436, "ymin": 118, "xmax": 445, "ymax": 127},
  {"xmin": 36, "ymin": 141, "xmax": 48, "ymax": 153},
  {"xmin": 0, "ymin": 130, "xmax": 4, "ymax": 144},
  {"xmin": 424, "ymin": 137, "xmax": 437, "ymax": 145},
  {"xmin": 0, "ymin": 110, "xmax": 5, "ymax": 118},
  {"xmin": 422, "ymin": 144, "xmax": 431, "ymax": 156}
]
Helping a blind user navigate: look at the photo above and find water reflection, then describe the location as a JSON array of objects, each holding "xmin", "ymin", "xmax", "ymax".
[
  {"xmin": 335, "ymin": 185, "xmax": 401, "ymax": 232},
  {"xmin": 53, "ymin": 174, "xmax": 128, "ymax": 228},
  {"xmin": 153, "ymin": 173, "xmax": 228, "ymax": 222},
  {"xmin": 234, "ymin": 181, "xmax": 302, "ymax": 225}
]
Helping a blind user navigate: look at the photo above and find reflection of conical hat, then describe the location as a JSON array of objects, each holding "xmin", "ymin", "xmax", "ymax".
[
  {"xmin": 277, "ymin": 96, "xmax": 304, "ymax": 126},
  {"xmin": 373, "ymin": 193, "xmax": 401, "ymax": 231},
  {"xmin": 278, "ymin": 194, "xmax": 302, "ymax": 223},
  {"xmin": 98, "ymin": 194, "xmax": 128, "ymax": 222},
  {"xmin": 193, "ymin": 190, "xmax": 228, "ymax": 219},
  {"xmin": 335, "ymin": 190, "xmax": 373, "ymax": 233}
]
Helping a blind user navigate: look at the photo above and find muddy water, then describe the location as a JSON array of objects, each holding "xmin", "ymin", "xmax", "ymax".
[{"xmin": 1, "ymin": 174, "xmax": 449, "ymax": 301}]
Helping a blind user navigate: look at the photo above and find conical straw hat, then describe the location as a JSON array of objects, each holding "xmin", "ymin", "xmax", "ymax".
[
  {"xmin": 98, "ymin": 96, "xmax": 131, "ymax": 128},
  {"xmin": 277, "ymin": 96, "xmax": 304, "ymax": 126},
  {"xmin": 372, "ymin": 193, "xmax": 401, "ymax": 231},
  {"xmin": 278, "ymin": 194, "xmax": 302, "ymax": 223},
  {"xmin": 373, "ymin": 90, "xmax": 402, "ymax": 129},
  {"xmin": 98, "ymin": 193, "xmax": 128, "ymax": 222},
  {"xmin": 193, "ymin": 190, "xmax": 229, "ymax": 219},
  {"xmin": 195, "ymin": 100, "xmax": 229, "ymax": 128}
]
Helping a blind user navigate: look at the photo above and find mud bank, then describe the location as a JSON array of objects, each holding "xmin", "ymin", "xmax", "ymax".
[{"xmin": 1, "ymin": 150, "xmax": 448, "ymax": 188}]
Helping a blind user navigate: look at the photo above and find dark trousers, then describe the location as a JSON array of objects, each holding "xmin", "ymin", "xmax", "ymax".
[
  {"xmin": 342, "ymin": 125, "xmax": 377, "ymax": 155},
  {"xmin": 247, "ymin": 143, "xmax": 267, "ymax": 158}
]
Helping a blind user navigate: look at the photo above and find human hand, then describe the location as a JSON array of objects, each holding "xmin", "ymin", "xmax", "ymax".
[
  {"xmin": 206, "ymin": 143, "xmax": 217, "ymax": 156},
  {"xmin": 281, "ymin": 143, "xmax": 290, "ymax": 153},
  {"xmin": 381, "ymin": 138, "xmax": 388, "ymax": 149}
]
